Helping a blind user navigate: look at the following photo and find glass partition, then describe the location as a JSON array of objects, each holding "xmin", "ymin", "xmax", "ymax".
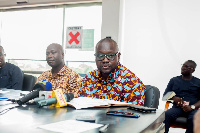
[{"xmin": 1, "ymin": 3, "xmax": 101, "ymax": 77}]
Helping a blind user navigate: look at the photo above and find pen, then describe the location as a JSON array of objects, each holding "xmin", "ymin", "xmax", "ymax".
[{"xmin": 99, "ymin": 124, "xmax": 109, "ymax": 133}]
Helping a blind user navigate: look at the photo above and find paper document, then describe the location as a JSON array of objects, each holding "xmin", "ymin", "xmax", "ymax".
[
  {"xmin": 68, "ymin": 97, "xmax": 132, "ymax": 109},
  {"xmin": 38, "ymin": 120, "xmax": 103, "ymax": 133}
]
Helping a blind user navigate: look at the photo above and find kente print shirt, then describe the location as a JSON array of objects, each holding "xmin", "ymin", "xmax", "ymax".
[
  {"xmin": 37, "ymin": 65, "xmax": 82, "ymax": 95},
  {"xmin": 78, "ymin": 63, "xmax": 145, "ymax": 105}
]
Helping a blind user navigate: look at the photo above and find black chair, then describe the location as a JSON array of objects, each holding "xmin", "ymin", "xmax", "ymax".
[
  {"xmin": 144, "ymin": 85, "xmax": 160, "ymax": 109},
  {"xmin": 22, "ymin": 74, "xmax": 37, "ymax": 91}
]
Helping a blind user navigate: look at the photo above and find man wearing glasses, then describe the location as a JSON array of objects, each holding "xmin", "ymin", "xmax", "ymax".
[
  {"xmin": 78, "ymin": 38, "xmax": 145, "ymax": 105},
  {"xmin": 163, "ymin": 60, "xmax": 200, "ymax": 133}
]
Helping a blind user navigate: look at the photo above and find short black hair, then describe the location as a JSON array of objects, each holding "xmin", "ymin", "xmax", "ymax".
[{"xmin": 187, "ymin": 60, "xmax": 197, "ymax": 69}]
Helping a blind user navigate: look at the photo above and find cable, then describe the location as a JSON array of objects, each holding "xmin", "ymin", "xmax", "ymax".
[{"xmin": 0, "ymin": 105, "xmax": 20, "ymax": 115}]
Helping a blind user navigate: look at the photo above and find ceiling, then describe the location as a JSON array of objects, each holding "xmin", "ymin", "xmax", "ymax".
[{"xmin": 0, "ymin": 0, "xmax": 101, "ymax": 9}]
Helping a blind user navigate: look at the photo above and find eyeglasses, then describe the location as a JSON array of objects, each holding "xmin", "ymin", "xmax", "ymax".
[
  {"xmin": 181, "ymin": 64, "xmax": 194, "ymax": 70},
  {"xmin": 94, "ymin": 52, "xmax": 119, "ymax": 61}
]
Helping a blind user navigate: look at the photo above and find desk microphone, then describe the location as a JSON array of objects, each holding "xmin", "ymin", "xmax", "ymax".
[
  {"xmin": 17, "ymin": 80, "xmax": 52, "ymax": 105},
  {"xmin": 36, "ymin": 90, "xmax": 74, "ymax": 108}
]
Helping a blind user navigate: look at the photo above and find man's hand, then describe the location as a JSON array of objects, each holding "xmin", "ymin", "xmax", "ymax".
[
  {"xmin": 172, "ymin": 96, "xmax": 184, "ymax": 107},
  {"xmin": 182, "ymin": 105, "xmax": 192, "ymax": 112}
]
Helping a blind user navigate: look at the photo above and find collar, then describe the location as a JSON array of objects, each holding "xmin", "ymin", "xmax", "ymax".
[
  {"xmin": 0, "ymin": 62, "xmax": 7, "ymax": 69},
  {"xmin": 51, "ymin": 64, "xmax": 68, "ymax": 77}
]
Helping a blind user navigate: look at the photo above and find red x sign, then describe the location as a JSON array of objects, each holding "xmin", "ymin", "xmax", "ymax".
[
  {"xmin": 68, "ymin": 31, "xmax": 80, "ymax": 45},
  {"xmin": 66, "ymin": 26, "xmax": 82, "ymax": 49}
]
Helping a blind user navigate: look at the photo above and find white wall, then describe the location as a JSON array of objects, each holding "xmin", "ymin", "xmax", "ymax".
[
  {"xmin": 101, "ymin": 0, "xmax": 124, "ymax": 62},
  {"xmin": 101, "ymin": 0, "xmax": 120, "ymax": 42},
  {"xmin": 102, "ymin": 0, "xmax": 200, "ymax": 109}
]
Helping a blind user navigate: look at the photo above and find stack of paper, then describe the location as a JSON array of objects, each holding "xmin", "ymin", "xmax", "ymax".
[
  {"xmin": 38, "ymin": 120, "xmax": 103, "ymax": 133},
  {"xmin": 67, "ymin": 97, "xmax": 132, "ymax": 109}
]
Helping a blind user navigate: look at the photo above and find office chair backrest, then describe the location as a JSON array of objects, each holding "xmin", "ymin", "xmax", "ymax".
[
  {"xmin": 22, "ymin": 74, "xmax": 37, "ymax": 91},
  {"xmin": 144, "ymin": 85, "xmax": 160, "ymax": 109}
]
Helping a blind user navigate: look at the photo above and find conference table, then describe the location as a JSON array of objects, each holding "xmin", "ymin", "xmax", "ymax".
[{"xmin": 0, "ymin": 89, "xmax": 165, "ymax": 133}]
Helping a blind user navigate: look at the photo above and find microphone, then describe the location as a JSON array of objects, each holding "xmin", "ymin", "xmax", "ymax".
[
  {"xmin": 65, "ymin": 93, "xmax": 74, "ymax": 102},
  {"xmin": 17, "ymin": 80, "xmax": 52, "ymax": 105},
  {"xmin": 36, "ymin": 90, "xmax": 74, "ymax": 108},
  {"xmin": 33, "ymin": 80, "xmax": 52, "ymax": 91}
]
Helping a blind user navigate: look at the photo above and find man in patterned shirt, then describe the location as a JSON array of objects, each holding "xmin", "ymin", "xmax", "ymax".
[
  {"xmin": 37, "ymin": 43, "xmax": 82, "ymax": 96},
  {"xmin": 78, "ymin": 38, "xmax": 145, "ymax": 105}
]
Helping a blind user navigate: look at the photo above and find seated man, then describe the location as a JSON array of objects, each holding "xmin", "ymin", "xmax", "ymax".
[
  {"xmin": 78, "ymin": 38, "xmax": 145, "ymax": 105},
  {"xmin": 0, "ymin": 46, "xmax": 23, "ymax": 90},
  {"xmin": 163, "ymin": 60, "xmax": 200, "ymax": 133},
  {"xmin": 37, "ymin": 43, "xmax": 82, "ymax": 96}
]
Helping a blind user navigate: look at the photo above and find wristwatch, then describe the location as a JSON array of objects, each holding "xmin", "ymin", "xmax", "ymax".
[{"xmin": 191, "ymin": 105, "xmax": 195, "ymax": 110}]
